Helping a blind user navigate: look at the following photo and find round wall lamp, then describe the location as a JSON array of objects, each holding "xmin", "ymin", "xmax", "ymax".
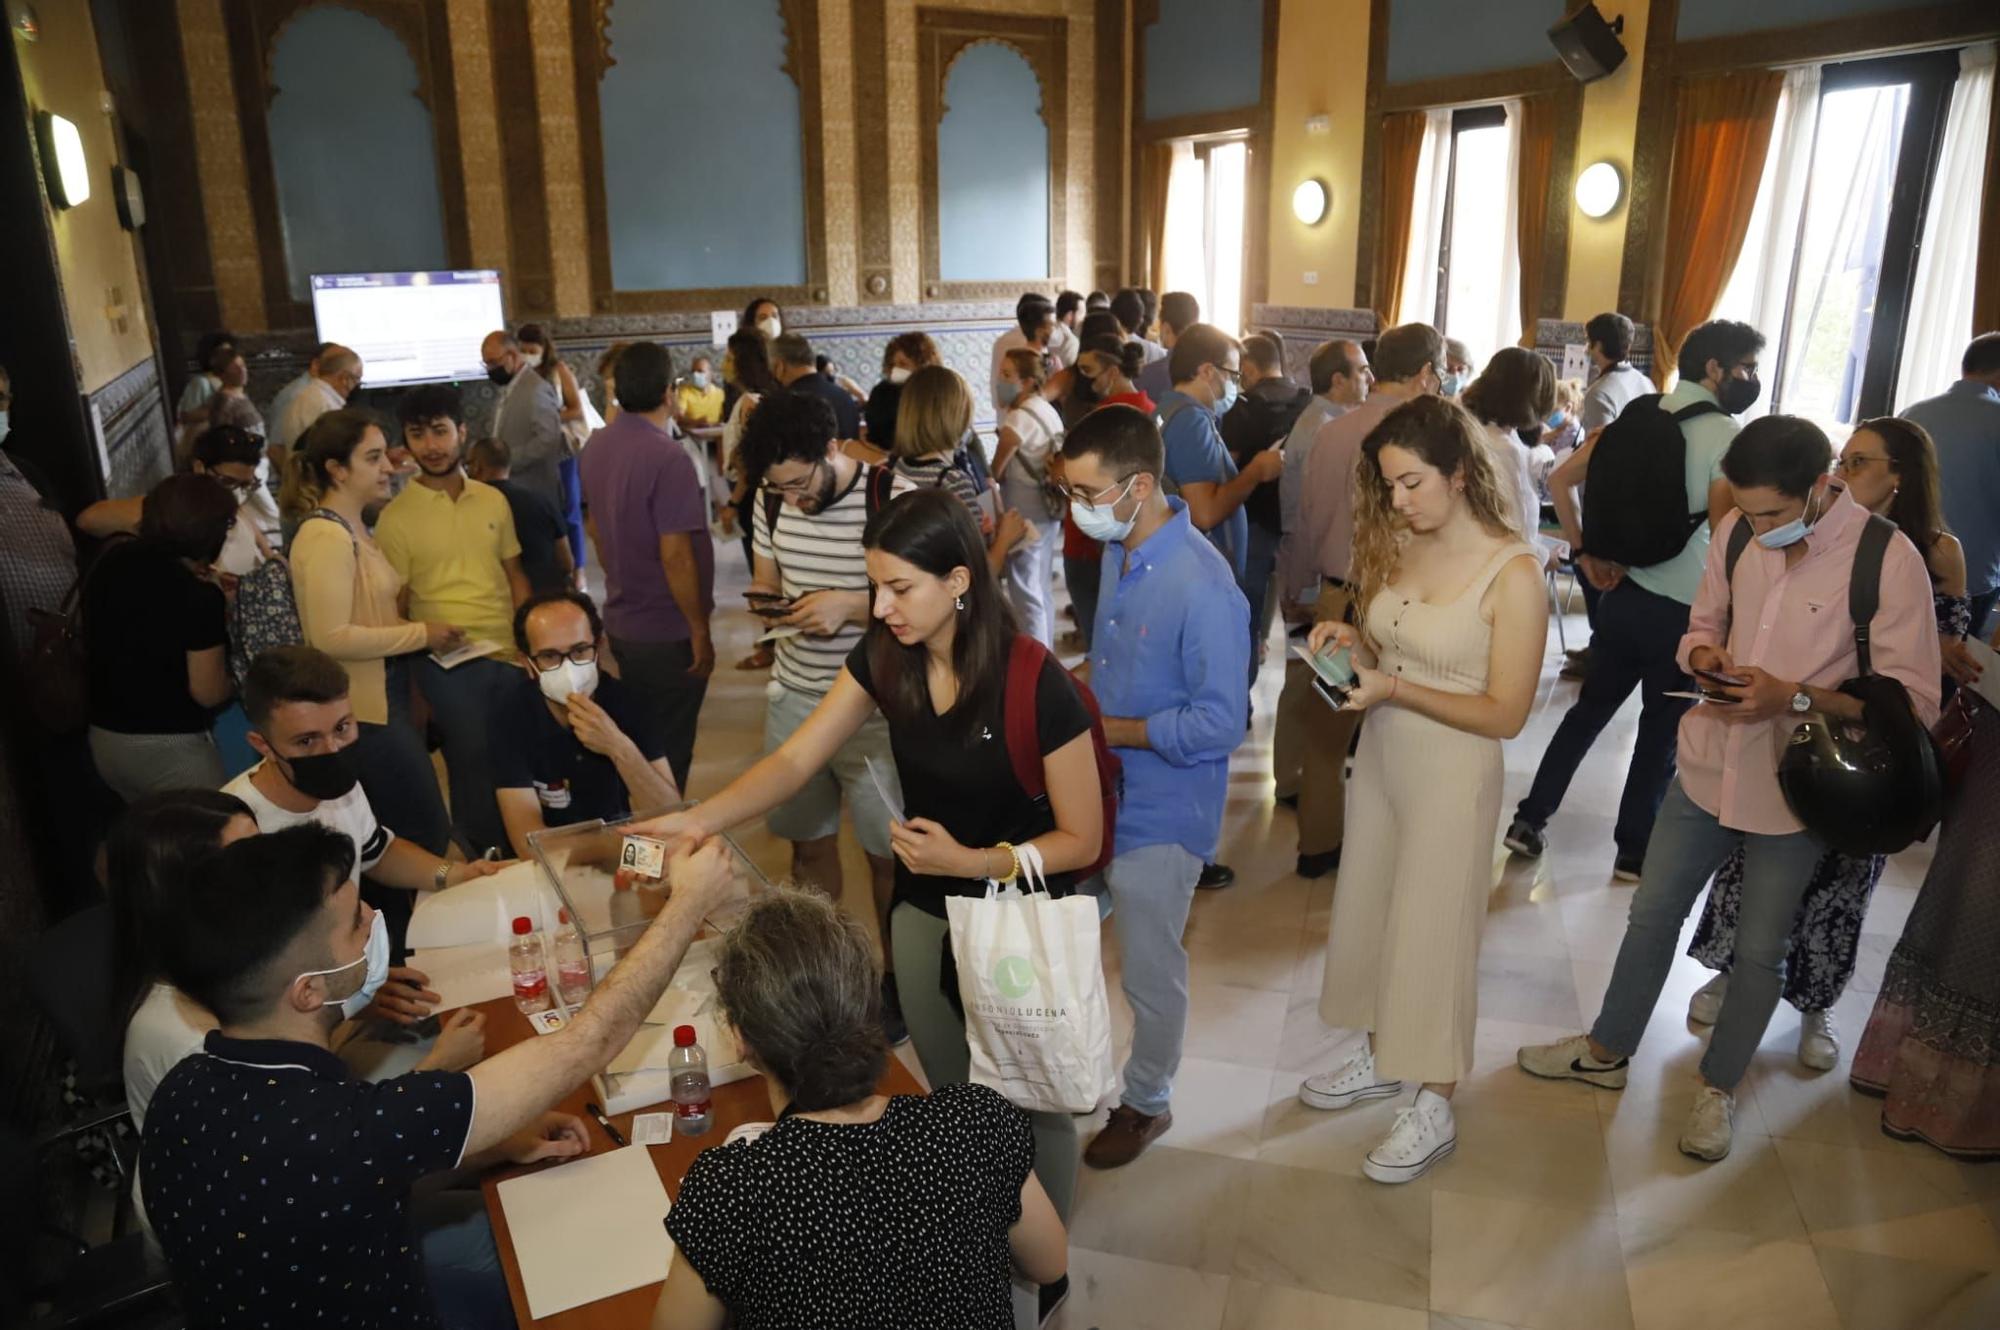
[
  {"xmin": 1292, "ymin": 177, "xmax": 1329, "ymax": 226},
  {"xmin": 1575, "ymin": 161, "xmax": 1624, "ymax": 219}
]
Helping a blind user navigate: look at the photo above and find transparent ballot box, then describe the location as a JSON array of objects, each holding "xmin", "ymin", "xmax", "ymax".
[{"xmin": 526, "ymin": 809, "xmax": 774, "ymax": 1115}]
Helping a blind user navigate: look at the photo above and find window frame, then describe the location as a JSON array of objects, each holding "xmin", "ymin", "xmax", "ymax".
[{"xmin": 1431, "ymin": 103, "xmax": 1509, "ymax": 335}]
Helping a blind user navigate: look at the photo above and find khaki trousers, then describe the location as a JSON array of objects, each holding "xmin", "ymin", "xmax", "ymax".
[{"xmin": 1294, "ymin": 583, "xmax": 1364, "ymax": 857}]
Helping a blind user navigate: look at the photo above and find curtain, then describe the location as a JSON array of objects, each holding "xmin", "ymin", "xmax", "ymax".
[
  {"xmin": 1160, "ymin": 141, "xmax": 1208, "ymax": 309},
  {"xmin": 1515, "ymin": 95, "xmax": 1557, "ymax": 345},
  {"xmin": 1654, "ymin": 70, "xmax": 1785, "ymax": 387},
  {"xmin": 1712, "ymin": 64, "xmax": 1820, "ymax": 419},
  {"xmin": 1978, "ymin": 59, "xmax": 2000, "ymax": 335},
  {"xmin": 1898, "ymin": 43, "xmax": 1996, "ymax": 407},
  {"xmin": 1394, "ymin": 108, "xmax": 1453, "ymax": 326},
  {"xmin": 1141, "ymin": 141, "xmax": 1175, "ymax": 296},
  {"xmin": 1374, "ymin": 110, "xmax": 1428, "ymax": 325}
]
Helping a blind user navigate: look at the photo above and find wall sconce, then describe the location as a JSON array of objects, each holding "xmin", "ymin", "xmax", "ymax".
[
  {"xmin": 35, "ymin": 110, "xmax": 90, "ymax": 208},
  {"xmin": 1574, "ymin": 160, "xmax": 1623, "ymax": 219},
  {"xmin": 1292, "ymin": 178, "xmax": 1329, "ymax": 226}
]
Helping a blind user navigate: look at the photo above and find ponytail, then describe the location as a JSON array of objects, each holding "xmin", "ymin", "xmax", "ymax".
[{"xmin": 281, "ymin": 408, "xmax": 377, "ymax": 523}]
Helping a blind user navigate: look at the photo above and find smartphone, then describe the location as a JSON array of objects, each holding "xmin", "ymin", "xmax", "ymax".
[
  {"xmin": 1693, "ymin": 666, "xmax": 1749, "ymax": 689},
  {"xmin": 745, "ymin": 591, "xmax": 794, "ymax": 619},
  {"xmin": 1310, "ymin": 675, "xmax": 1353, "ymax": 712},
  {"xmin": 1663, "ymin": 690, "xmax": 1739, "ymax": 705},
  {"xmin": 1294, "ymin": 641, "xmax": 1356, "ymax": 690}
]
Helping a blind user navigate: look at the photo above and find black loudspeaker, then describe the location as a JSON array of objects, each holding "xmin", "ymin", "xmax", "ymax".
[{"xmin": 1549, "ymin": 3, "xmax": 1627, "ymax": 84}]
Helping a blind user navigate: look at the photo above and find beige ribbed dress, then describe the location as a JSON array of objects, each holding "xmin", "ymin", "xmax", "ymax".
[{"xmin": 1318, "ymin": 541, "xmax": 1540, "ymax": 1086}]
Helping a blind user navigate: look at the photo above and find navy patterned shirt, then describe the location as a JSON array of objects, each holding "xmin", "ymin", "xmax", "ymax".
[{"xmin": 139, "ymin": 1032, "xmax": 474, "ymax": 1329}]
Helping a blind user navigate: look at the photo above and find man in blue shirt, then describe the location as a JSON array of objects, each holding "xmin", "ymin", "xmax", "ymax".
[
  {"xmin": 1903, "ymin": 332, "xmax": 2000, "ymax": 639},
  {"xmin": 1156, "ymin": 323, "xmax": 1284, "ymax": 586},
  {"xmin": 1061, "ymin": 405, "xmax": 1251, "ymax": 1169}
]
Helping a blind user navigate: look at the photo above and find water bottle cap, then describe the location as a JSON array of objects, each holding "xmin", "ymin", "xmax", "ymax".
[
  {"xmin": 673, "ymin": 1024, "xmax": 698, "ymax": 1047},
  {"xmin": 511, "ymin": 915, "xmax": 532, "ymax": 935},
  {"xmin": 558, "ymin": 908, "xmax": 570, "ymax": 925}
]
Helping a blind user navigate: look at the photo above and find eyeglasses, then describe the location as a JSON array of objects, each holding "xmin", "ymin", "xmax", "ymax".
[
  {"xmin": 1836, "ymin": 454, "xmax": 1891, "ymax": 474},
  {"xmin": 1213, "ymin": 365, "xmax": 1242, "ymax": 386},
  {"xmin": 528, "ymin": 643, "xmax": 598, "ymax": 671},
  {"xmin": 761, "ymin": 461, "xmax": 823, "ymax": 498},
  {"xmin": 1059, "ymin": 473, "xmax": 1137, "ymax": 510}
]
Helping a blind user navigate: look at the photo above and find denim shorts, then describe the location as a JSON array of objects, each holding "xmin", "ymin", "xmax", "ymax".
[{"xmin": 762, "ymin": 681, "xmax": 899, "ymax": 858}]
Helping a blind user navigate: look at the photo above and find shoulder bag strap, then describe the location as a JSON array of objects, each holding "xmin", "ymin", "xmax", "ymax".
[
  {"xmin": 1848, "ymin": 514, "xmax": 1894, "ymax": 678},
  {"xmin": 1001, "ymin": 635, "xmax": 1047, "ymax": 799}
]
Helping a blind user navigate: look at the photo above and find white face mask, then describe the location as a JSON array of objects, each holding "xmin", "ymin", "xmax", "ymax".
[
  {"xmin": 522, "ymin": 349, "xmax": 545, "ymax": 369},
  {"xmin": 689, "ymin": 370, "xmax": 710, "ymax": 390},
  {"xmin": 538, "ymin": 658, "xmax": 599, "ymax": 705},
  {"xmin": 757, "ymin": 316, "xmax": 783, "ymax": 341},
  {"xmin": 887, "ymin": 366, "xmax": 912, "ymax": 386},
  {"xmin": 297, "ymin": 909, "xmax": 389, "ymax": 1019},
  {"xmin": 1069, "ymin": 474, "xmax": 1139, "ymax": 544}
]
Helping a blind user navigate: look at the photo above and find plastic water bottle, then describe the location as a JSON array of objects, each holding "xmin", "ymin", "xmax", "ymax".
[
  {"xmin": 509, "ymin": 915, "xmax": 550, "ymax": 1014},
  {"xmin": 668, "ymin": 1025, "xmax": 712, "ymax": 1136},
  {"xmin": 552, "ymin": 908, "xmax": 590, "ymax": 1008}
]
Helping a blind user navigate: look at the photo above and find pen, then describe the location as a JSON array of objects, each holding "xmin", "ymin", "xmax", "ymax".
[{"xmin": 585, "ymin": 1101, "xmax": 628, "ymax": 1147}]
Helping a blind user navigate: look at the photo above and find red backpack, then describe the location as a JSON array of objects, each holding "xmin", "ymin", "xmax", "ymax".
[{"xmin": 1000, "ymin": 635, "xmax": 1122, "ymax": 880}]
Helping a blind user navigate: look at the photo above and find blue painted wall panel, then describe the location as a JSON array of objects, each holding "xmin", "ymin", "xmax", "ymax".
[
  {"xmin": 1386, "ymin": 0, "xmax": 1565, "ymax": 84},
  {"xmin": 1678, "ymin": 0, "xmax": 1934, "ymax": 41},
  {"xmin": 1143, "ymin": 0, "xmax": 1263, "ymax": 122},
  {"xmin": 599, "ymin": 0, "xmax": 806, "ymax": 290},
  {"xmin": 268, "ymin": 7, "xmax": 448, "ymax": 301},
  {"xmin": 938, "ymin": 43, "xmax": 1049, "ymax": 281}
]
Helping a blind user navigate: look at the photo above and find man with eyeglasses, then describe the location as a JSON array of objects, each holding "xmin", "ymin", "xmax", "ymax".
[{"xmin": 493, "ymin": 590, "xmax": 678, "ymax": 857}]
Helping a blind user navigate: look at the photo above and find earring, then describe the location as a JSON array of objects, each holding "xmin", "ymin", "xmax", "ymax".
[{"xmin": 955, "ymin": 595, "xmax": 966, "ymax": 611}]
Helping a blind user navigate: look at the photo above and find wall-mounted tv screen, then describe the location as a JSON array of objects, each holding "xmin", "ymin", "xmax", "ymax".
[{"xmin": 308, "ymin": 269, "xmax": 504, "ymax": 389}]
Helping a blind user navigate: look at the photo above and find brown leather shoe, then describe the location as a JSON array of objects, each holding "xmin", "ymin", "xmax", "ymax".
[{"xmin": 1084, "ymin": 1105, "xmax": 1172, "ymax": 1169}]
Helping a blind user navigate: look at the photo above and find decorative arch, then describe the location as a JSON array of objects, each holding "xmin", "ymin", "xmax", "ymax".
[
  {"xmin": 936, "ymin": 41, "xmax": 1051, "ymax": 283},
  {"xmin": 264, "ymin": 3, "xmax": 450, "ymax": 301},
  {"xmin": 917, "ymin": 10, "xmax": 1070, "ymax": 299}
]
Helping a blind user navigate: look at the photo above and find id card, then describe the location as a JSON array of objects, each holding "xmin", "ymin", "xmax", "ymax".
[
  {"xmin": 527, "ymin": 1008, "xmax": 567, "ymax": 1036},
  {"xmin": 619, "ymin": 835, "xmax": 668, "ymax": 879},
  {"xmin": 631, "ymin": 1112, "xmax": 673, "ymax": 1146}
]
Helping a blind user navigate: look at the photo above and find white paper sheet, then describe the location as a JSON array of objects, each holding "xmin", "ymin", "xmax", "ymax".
[
  {"xmin": 406, "ymin": 860, "xmax": 557, "ymax": 949},
  {"xmin": 405, "ymin": 942, "xmax": 514, "ymax": 1010},
  {"xmin": 642, "ymin": 985, "xmax": 707, "ymax": 1030},
  {"xmin": 428, "ymin": 638, "xmax": 503, "ymax": 670},
  {"xmin": 1967, "ymin": 638, "xmax": 2000, "ymax": 713},
  {"xmin": 865, "ymin": 755, "xmax": 907, "ymax": 824},
  {"xmin": 496, "ymin": 1146, "xmax": 672, "ymax": 1319}
]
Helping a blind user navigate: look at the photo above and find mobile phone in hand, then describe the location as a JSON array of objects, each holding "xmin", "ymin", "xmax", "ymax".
[
  {"xmin": 1310, "ymin": 675, "xmax": 1353, "ymax": 712},
  {"xmin": 1693, "ymin": 666, "xmax": 1748, "ymax": 689}
]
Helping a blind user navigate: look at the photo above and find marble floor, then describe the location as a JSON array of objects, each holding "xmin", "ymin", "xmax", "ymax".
[{"xmin": 671, "ymin": 548, "xmax": 1999, "ymax": 1330}]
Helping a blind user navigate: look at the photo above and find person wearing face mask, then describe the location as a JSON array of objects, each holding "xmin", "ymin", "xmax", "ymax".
[
  {"xmin": 479, "ymin": 328, "xmax": 567, "ymax": 512},
  {"xmin": 81, "ymin": 474, "xmax": 239, "ymax": 800},
  {"xmin": 493, "ymin": 590, "xmax": 677, "ymax": 857},
  {"xmin": 865, "ymin": 331, "xmax": 940, "ymax": 455},
  {"xmin": 989, "ymin": 292, "xmax": 1056, "ymax": 407},
  {"xmin": 79, "ymin": 424, "xmax": 280, "ymax": 577},
  {"xmin": 140, "ymin": 820, "xmax": 743, "ymax": 1330},
  {"xmin": 1060, "ymin": 406, "xmax": 1250, "ymax": 1168},
  {"xmin": 1521, "ymin": 416, "xmax": 1940, "ymax": 1164},
  {"xmin": 744, "ymin": 294, "xmax": 785, "ymax": 345},
  {"xmin": 516, "ymin": 323, "xmax": 599, "ymax": 580},
  {"xmin": 1135, "ymin": 291, "xmax": 1201, "ymax": 402},
  {"xmin": 378, "ymin": 385, "xmax": 532, "ymax": 856},
  {"xmin": 1056, "ymin": 333, "xmax": 1153, "ymax": 655},
  {"xmin": 676, "ymin": 354, "xmax": 727, "ymax": 426},
  {"xmin": 226, "ymin": 646, "xmax": 512, "ymax": 956},
  {"xmin": 992, "ymin": 348, "xmax": 1066, "ymax": 645},
  {"xmin": 1438, "ymin": 338, "xmax": 1474, "ymax": 398},
  {"xmin": 1507, "ymin": 319, "xmax": 1764, "ymax": 882}
]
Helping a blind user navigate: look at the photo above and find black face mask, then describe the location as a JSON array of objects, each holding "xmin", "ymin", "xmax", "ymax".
[
  {"xmin": 486, "ymin": 365, "xmax": 514, "ymax": 387},
  {"xmin": 283, "ymin": 747, "xmax": 359, "ymax": 801},
  {"xmin": 1717, "ymin": 373, "xmax": 1761, "ymax": 416}
]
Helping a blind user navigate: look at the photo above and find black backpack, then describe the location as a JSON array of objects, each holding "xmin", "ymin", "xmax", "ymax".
[
  {"xmin": 1721, "ymin": 514, "xmax": 1943, "ymax": 855},
  {"xmin": 1581, "ymin": 393, "xmax": 1725, "ymax": 568}
]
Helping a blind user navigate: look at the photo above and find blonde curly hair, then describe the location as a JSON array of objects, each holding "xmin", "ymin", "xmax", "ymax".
[{"xmin": 1349, "ymin": 395, "xmax": 1519, "ymax": 647}]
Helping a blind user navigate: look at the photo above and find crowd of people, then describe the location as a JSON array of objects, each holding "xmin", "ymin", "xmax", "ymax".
[{"xmin": 1, "ymin": 292, "xmax": 1997, "ymax": 1330}]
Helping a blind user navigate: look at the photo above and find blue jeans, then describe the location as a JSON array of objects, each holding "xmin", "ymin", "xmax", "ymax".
[
  {"xmin": 411, "ymin": 1177, "xmax": 511, "ymax": 1330},
  {"xmin": 416, "ymin": 655, "xmax": 520, "ymax": 856},
  {"xmin": 1516, "ymin": 579, "xmax": 1692, "ymax": 857},
  {"xmin": 1589, "ymin": 780, "xmax": 1825, "ymax": 1090},
  {"xmin": 558, "ymin": 453, "xmax": 586, "ymax": 569},
  {"xmin": 353, "ymin": 657, "xmax": 452, "ymax": 857},
  {"xmin": 1104, "ymin": 842, "xmax": 1203, "ymax": 1116},
  {"xmin": 1239, "ymin": 524, "xmax": 1280, "ymax": 684}
]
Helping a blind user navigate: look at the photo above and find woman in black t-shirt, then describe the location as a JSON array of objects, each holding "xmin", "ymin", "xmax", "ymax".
[
  {"xmin": 84, "ymin": 473, "xmax": 239, "ymax": 800},
  {"xmin": 636, "ymin": 487, "xmax": 1102, "ymax": 1232}
]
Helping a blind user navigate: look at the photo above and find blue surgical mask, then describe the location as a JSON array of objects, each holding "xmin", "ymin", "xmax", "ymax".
[
  {"xmin": 1754, "ymin": 484, "xmax": 1829, "ymax": 550},
  {"xmin": 1438, "ymin": 372, "xmax": 1464, "ymax": 398},
  {"xmin": 689, "ymin": 371, "xmax": 709, "ymax": 390},
  {"xmin": 994, "ymin": 379, "xmax": 1021, "ymax": 408},
  {"xmin": 1069, "ymin": 475, "xmax": 1138, "ymax": 544},
  {"xmin": 297, "ymin": 909, "xmax": 390, "ymax": 1019},
  {"xmin": 1545, "ymin": 410, "xmax": 1567, "ymax": 430},
  {"xmin": 1215, "ymin": 374, "xmax": 1239, "ymax": 415}
]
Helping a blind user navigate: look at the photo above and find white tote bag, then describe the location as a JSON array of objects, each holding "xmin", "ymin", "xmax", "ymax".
[{"xmin": 946, "ymin": 846, "xmax": 1117, "ymax": 1114}]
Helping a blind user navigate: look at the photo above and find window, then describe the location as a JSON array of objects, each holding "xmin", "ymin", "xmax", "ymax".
[
  {"xmin": 1401, "ymin": 104, "xmax": 1521, "ymax": 365},
  {"xmin": 1720, "ymin": 51, "xmax": 1957, "ymax": 432},
  {"xmin": 1160, "ymin": 134, "xmax": 1251, "ymax": 335}
]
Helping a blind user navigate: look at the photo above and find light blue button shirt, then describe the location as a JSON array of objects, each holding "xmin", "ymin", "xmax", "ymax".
[
  {"xmin": 1626, "ymin": 381, "xmax": 1739, "ymax": 606},
  {"xmin": 1903, "ymin": 380, "xmax": 2000, "ymax": 595}
]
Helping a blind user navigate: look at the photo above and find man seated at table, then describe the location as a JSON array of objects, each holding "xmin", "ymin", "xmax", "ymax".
[
  {"xmin": 494, "ymin": 589, "xmax": 680, "ymax": 856},
  {"xmin": 141, "ymin": 824, "xmax": 740, "ymax": 1330},
  {"xmin": 229, "ymin": 646, "xmax": 513, "ymax": 967}
]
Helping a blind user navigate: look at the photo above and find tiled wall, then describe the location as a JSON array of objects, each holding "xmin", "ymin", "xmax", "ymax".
[{"xmin": 91, "ymin": 358, "xmax": 175, "ymax": 499}]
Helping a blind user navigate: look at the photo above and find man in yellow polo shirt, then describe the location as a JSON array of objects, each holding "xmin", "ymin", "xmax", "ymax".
[
  {"xmin": 673, "ymin": 354, "xmax": 726, "ymax": 427},
  {"xmin": 379, "ymin": 384, "xmax": 532, "ymax": 855}
]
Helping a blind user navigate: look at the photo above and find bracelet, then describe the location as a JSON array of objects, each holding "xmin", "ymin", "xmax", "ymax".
[
  {"xmin": 991, "ymin": 842, "xmax": 1019, "ymax": 883},
  {"xmin": 1388, "ymin": 675, "xmax": 1400, "ymax": 703},
  {"xmin": 433, "ymin": 861, "xmax": 451, "ymax": 892}
]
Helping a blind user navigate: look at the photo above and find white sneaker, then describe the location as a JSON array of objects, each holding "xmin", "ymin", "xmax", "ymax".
[
  {"xmin": 1516, "ymin": 1034, "xmax": 1629, "ymax": 1088},
  {"xmin": 1299, "ymin": 1046, "xmax": 1404, "ymax": 1111},
  {"xmin": 1679, "ymin": 1085, "xmax": 1734, "ymax": 1161},
  {"xmin": 1799, "ymin": 1010, "xmax": 1840, "ymax": 1071},
  {"xmin": 1362, "ymin": 1091, "xmax": 1456, "ymax": 1184},
  {"xmin": 1688, "ymin": 972, "xmax": 1729, "ymax": 1026}
]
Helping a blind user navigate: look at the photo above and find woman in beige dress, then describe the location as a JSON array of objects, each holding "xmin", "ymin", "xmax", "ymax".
[{"xmin": 1297, "ymin": 394, "xmax": 1549, "ymax": 1184}]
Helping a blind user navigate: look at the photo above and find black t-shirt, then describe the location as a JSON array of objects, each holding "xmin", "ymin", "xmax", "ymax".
[
  {"xmin": 83, "ymin": 539, "xmax": 227, "ymax": 734},
  {"xmin": 1221, "ymin": 380, "xmax": 1310, "ymax": 537},
  {"xmin": 490, "ymin": 672, "xmax": 666, "ymax": 827},
  {"xmin": 792, "ymin": 374, "xmax": 861, "ymax": 439},
  {"xmin": 665, "ymin": 1083, "xmax": 1033, "ymax": 1330},
  {"xmin": 844, "ymin": 635, "xmax": 1092, "ymax": 916},
  {"xmin": 492, "ymin": 477, "xmax": 571, "ymax": 593},
  {"xmin": 140, "ymin": 1033, "xmax": 474, "ymax": 1330},
  {"xmin": 864, "ymin": 380, "xmax": 901, "ymax": 450}
]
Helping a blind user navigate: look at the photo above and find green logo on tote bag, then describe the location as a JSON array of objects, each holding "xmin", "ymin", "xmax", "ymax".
[{"xmin": 993, "ymin": 955, "xmax": 1037, "ymax": 1000}]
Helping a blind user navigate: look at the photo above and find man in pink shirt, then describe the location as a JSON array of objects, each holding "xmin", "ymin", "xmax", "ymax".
[
  {"xmin": 1518, "ymin": 417, "xmax": 1940, "ymax": 1163},
  {"xmin": 1281, "ymin": 323, "xmax": 1443, "ymax": 878}
]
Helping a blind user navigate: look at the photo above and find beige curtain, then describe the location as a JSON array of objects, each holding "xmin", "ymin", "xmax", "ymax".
[
  {"xmin": 1655, "ymin": 70, "xmax": 1785, "ymax": 386},
  {"xmin": 1141, "ymin": 141, "xmax": 1175, "ymax": 296},
  {"xmin": 1375, "ymin": 111, "xmax": 1427, "ymax": 326},
  {"xmin": 1515, "ymin": 96, "xmax": 1557, "ymax": 345},
  {"xmin": 1976, "ymin": 75, "xmax": 2000, "ymax": 335}
]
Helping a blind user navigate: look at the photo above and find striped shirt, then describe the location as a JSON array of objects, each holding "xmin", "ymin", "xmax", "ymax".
[
  {"xmin": 894, "ymin": 454, "xmax": 983, "ymax": 519},
  {"xmin": 756, "ymin": 466, "xmax": 912, "ymax": 696}
]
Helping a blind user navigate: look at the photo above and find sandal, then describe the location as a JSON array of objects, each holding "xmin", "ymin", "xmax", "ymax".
[{"xmin": 735, "ymin": 646, "xmax": 774, "ymax": 671}]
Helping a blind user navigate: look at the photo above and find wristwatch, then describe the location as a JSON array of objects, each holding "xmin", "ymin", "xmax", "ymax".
[{"xmin": 1788, "ymin": 688, "xmax": 1813, "ymax": 715}]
